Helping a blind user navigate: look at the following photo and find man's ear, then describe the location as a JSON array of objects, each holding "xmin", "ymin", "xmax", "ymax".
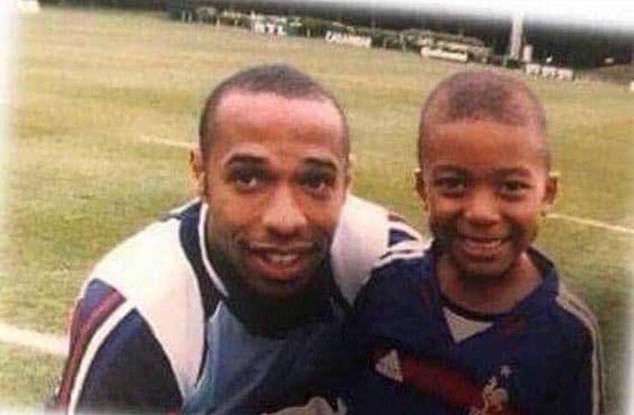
[
  {"xmin": 344, "ymin": 153, "xmax": 355, "ymax": 192},
  {"xmin": 542, "ymin": 171, "xmax": 559, "ymax": 215},
  {"xmin": 189, "ymin": 149, "xmax": 206, "ymax": 198},
  {"xmin": 414, "ymin": 167, "xmax": 428, "ymax": 210}
]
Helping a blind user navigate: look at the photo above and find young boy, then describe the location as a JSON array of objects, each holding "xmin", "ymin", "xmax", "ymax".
[{"xmin": 343, "ymin": 71, "xmax": 604, "ymax": 414}]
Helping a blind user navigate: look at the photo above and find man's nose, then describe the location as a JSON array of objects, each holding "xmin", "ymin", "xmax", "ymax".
[
  {"xmin": 463, "ymin": 189, "xmax": 501, "ymax": 226},
  {"xmin": 262, "ymin": 186, "xmax": 308, "ymax": 236}
]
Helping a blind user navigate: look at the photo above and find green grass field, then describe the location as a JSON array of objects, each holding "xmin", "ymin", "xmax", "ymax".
[{"xmin": 3, "ymin": 7, "xmax": 633, "ymax": 413}]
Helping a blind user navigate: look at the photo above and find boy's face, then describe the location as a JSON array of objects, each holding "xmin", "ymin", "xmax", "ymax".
[{"xmin": 417, "ymin": 119, "xmax": 557, "ymax": 282}]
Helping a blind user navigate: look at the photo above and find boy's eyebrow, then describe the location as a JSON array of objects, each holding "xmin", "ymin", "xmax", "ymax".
[
  {"xmin": 431, "ymin": 165, "xmax": 535, "ymax": 177},
  {"xmin": 494, "ymin": 167, "xmax": 533, "ymax": 176},
  {"xmin": 430, "ymin": 165, "xmax": 468, "ymax": 175},
  {"xmin": 223, "ymin": 153, "xmax": 267, "ymax": 166}
]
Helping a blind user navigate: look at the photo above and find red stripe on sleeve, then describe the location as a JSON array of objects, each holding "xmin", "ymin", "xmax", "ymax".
[{"xmin": 56, "ymin": 290, "xmax": 125, "ymax": 409}]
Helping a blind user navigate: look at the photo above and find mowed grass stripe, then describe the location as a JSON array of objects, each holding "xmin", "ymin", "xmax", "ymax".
[{"xmin": 0, "ymin": 322, "xmax": 67, "ymax": 357}]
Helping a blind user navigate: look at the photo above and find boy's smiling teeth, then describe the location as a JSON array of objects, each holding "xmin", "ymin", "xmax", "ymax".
[
  {"xmin": 462, "ymin": 237, "xmax": 504, "ymax": 250},
  {"xmin": 262, "ymin": 252, "xmax": 300, "ymax": 266}
]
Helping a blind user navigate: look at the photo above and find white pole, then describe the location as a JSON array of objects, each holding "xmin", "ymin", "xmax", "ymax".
[{"xmin": 509, "ymin": 10, "xmax": 524, "ymax": 60}]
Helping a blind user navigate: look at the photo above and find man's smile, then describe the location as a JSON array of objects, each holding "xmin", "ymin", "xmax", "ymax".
[{"xmin": 242, "ymin": 242, "xmax": 320, "ymax": 281}]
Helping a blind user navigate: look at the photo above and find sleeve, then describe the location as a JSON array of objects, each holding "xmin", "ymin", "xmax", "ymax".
[
  {"xmin": 556, "ymin": 323, "xmax": 605, "ymax": 415},
  {"xmin": 53, "ymin": 279, "xmax": 183, "ymax": 414},
  {"xmin": 330, "ymin": 194, "xmax": 427, "ymax": 305},
  {"xmin": 336, "ymin": 266, "xmax": 404, "ymax": 412},
  {"xmin": 258, "ymin": 321, "xmax": 356, "ymax": 415},
  {"xmin": 339, "ymin": 263, "xmax": 407, "ymax": 385}
]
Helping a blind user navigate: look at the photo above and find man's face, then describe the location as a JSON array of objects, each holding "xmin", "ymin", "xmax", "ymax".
[
  {"xmin": 197, "ymin": 91, "xmax": 349, "ymax": 299},
  {"xmin": 417, "ymin": 119, "xmax": 557, "ymax": 282}
]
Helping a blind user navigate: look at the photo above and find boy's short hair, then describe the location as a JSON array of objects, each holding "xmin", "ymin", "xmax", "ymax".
[
  {"xmin": 198, "ymin": 63, "xmax": 350, "ymax": 161},
  {"xmin": 418, "ymin": 71, "xmax": 550, "ymax": 168}
]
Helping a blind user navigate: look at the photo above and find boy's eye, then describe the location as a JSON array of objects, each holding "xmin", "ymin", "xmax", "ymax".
[
  {"xmin": 499, "ymin": 180, "xmax": 531, "ymax": 197},
  {"xmin": 434, "ymin": 177, "xmax": 466, "ymax": 195}
]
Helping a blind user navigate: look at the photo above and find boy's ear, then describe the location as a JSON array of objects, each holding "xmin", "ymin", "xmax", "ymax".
[
  {"xmin": 542, "ymin": 171, "xmax": 559, "ymax": 214},
  {"xmin": 414, "ymin": 167, "xmax": 428, "ymax": 210},
  {"xmin": 189, "ymin": 149, "xmax": 206, "ymax": 198}
]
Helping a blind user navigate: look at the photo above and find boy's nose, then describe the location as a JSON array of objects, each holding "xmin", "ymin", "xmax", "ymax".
[{"xmin": 463, "ymin": 189, "xmax": 501, "ymax": 226}]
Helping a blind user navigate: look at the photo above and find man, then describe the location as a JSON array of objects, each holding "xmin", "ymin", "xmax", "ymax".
[
  {"xmin": 342, "ymin": 71, "xmax": 603, "ymax": 414},
  {"xmin": 52, "ymin": 64, "xmax": 423, "ymax": 414}
]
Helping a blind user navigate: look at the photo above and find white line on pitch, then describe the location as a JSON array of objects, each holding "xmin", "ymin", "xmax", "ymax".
[
  {"xmin": 141, "ymin": 136, "xmax": 193, "ymax": 149},
  {"xmin": 0, "ymin": 322, "xmax": 68, "ymax": 357},
  {"xmin": 547, "ymin": 213, "xmax": 634, "ymax": 236}
]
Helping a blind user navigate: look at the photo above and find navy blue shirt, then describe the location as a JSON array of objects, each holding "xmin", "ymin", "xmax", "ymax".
[{"xmin": 343, "ymin": 245, "xmax": 604, "ymax": 415}]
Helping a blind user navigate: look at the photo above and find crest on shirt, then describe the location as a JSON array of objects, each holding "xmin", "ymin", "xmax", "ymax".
[
  {"xmin": 374, "ymin": 349, "xmax": 403, "ymax": 382},
  {"xmin": 468, "ymin": 365, "xmax": 513, "ymax": 415}
]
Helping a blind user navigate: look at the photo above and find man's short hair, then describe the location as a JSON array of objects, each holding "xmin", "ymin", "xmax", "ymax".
[
  {"xmin": 418, "ymin": 71, "xmax": 550, "ymax": 167},
  {"xmin": 198, "ymin": 64, "xmax": 350, "ymax": 160}
]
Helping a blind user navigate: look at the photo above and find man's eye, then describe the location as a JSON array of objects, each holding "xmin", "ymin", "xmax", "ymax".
[
  {"xmin": 236, "ymin": 175, "xmax": 258, "ymax": 189},
  {"xmin": 229, "ymin": 169, "xmax": 263, "ymax": 191},
  {"xmin": 300, "ymin": 172, "xmax": 334, "ymax": 196}
]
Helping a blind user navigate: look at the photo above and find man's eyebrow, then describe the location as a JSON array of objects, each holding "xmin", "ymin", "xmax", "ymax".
[{"xmin": 303, "ymin": 157, "xmax": 339, "ymax": 171}]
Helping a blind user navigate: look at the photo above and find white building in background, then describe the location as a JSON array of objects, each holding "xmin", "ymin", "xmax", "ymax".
[
  {"xmin": 251, "ymin": 13, "xmax": 288, "ymax": 36},
  {"xmin": 522, "ymin": 44, "xmax": 533, "ymax": 63},
  {"xmin": 325, "ymin": 31, "xmax": 372, "ymax": 48},
  {"xmin": 18, "ymin": 0, "xmax": 41, "ymax": 13},
  {"xmin": 420, "ymin": 46, "xmax": 468, "ymax": 63}
]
